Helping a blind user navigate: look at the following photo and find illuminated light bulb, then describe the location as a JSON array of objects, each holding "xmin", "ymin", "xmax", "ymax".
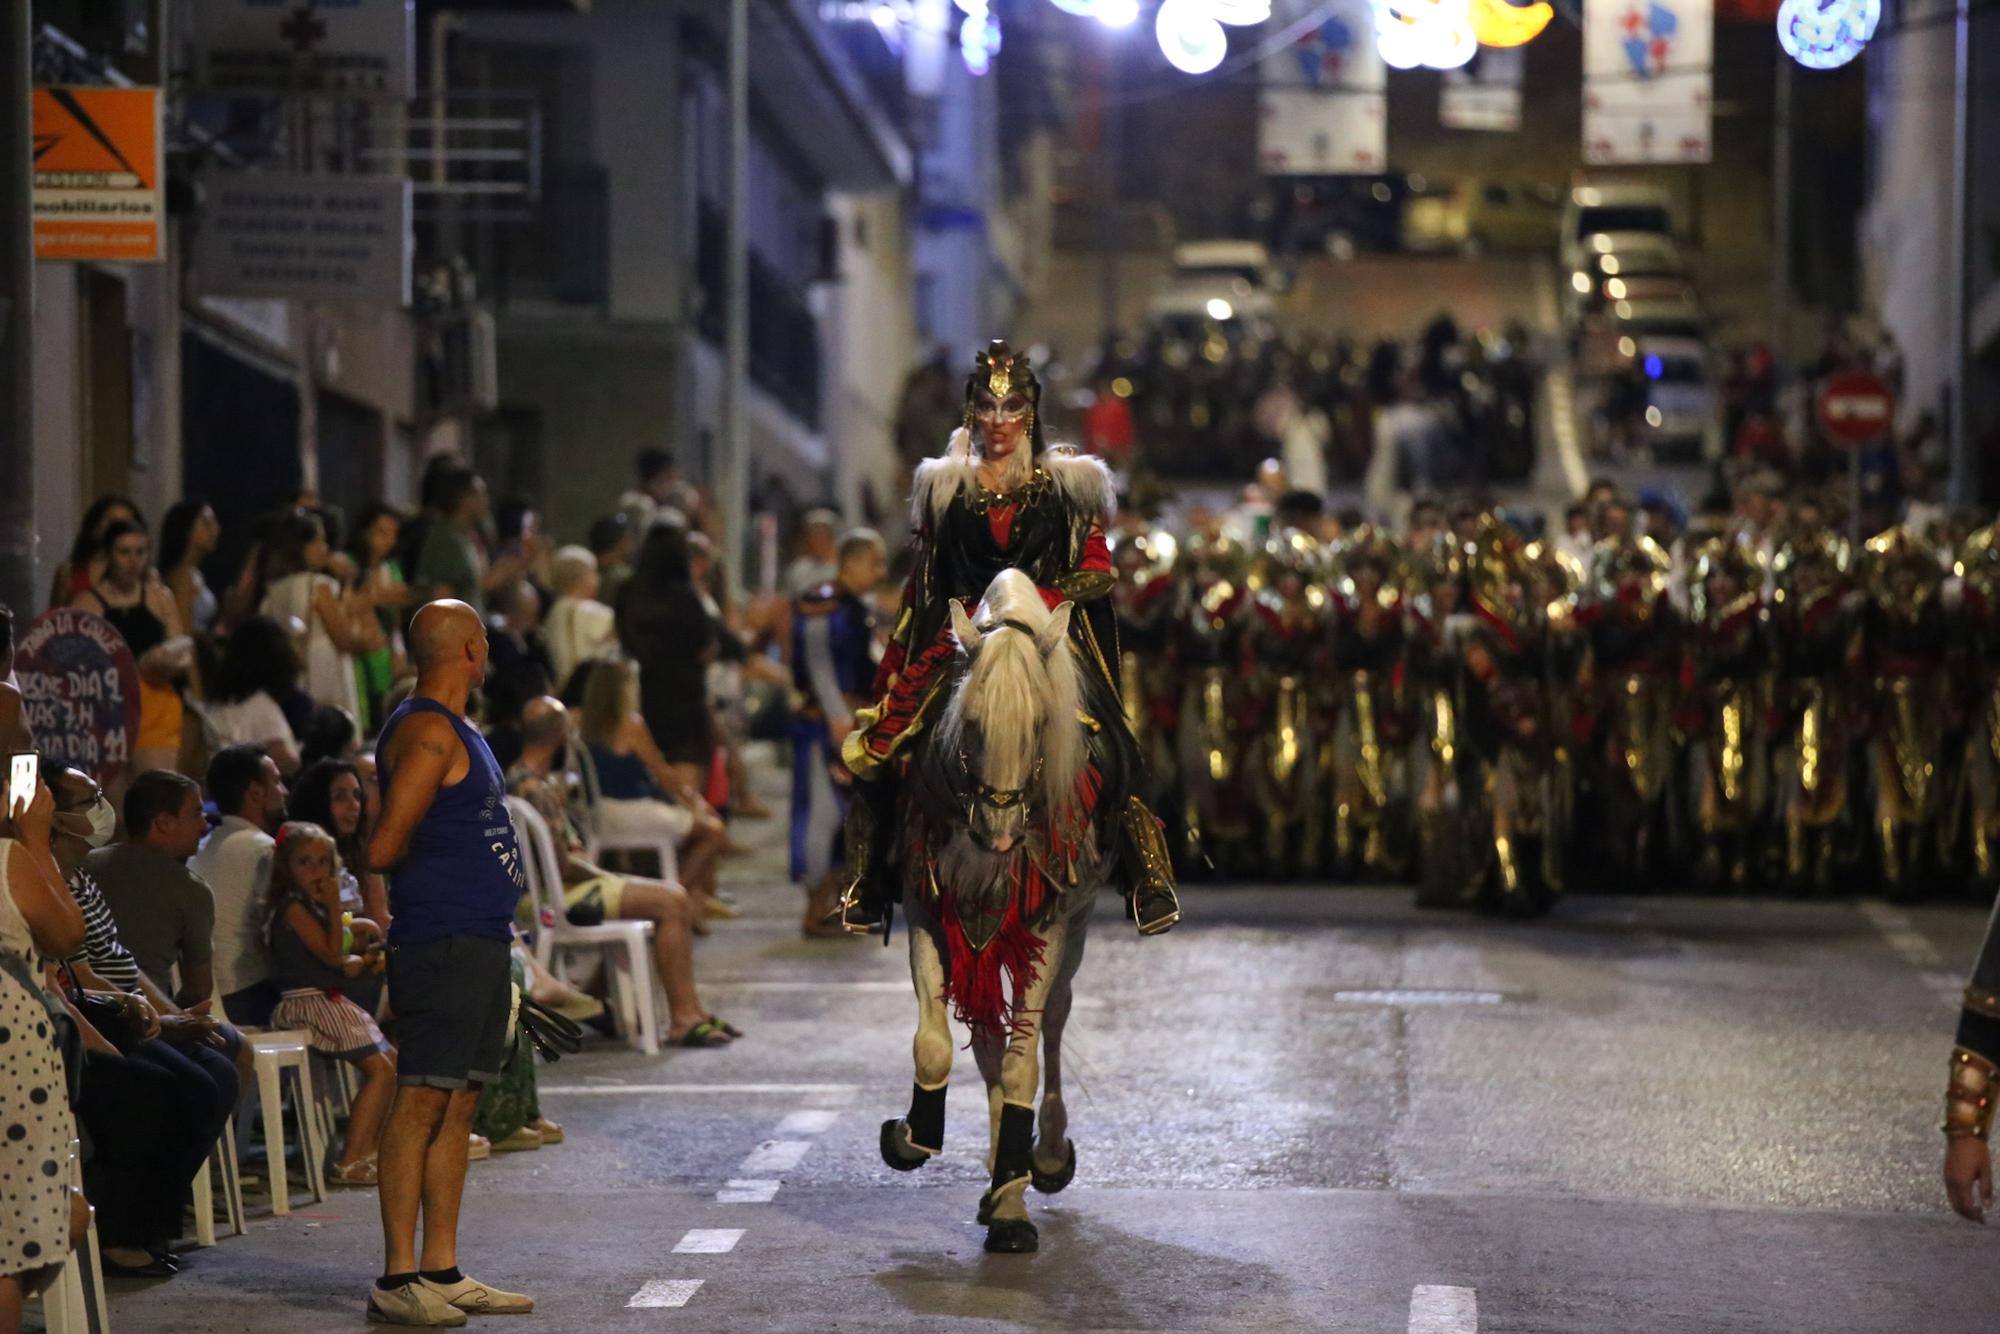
[
  {"xmin": 1044, "ymin": 0, "xmax": 1104, "ymax": 13},
  {"xmin": 1467, "ymin": 0, "xmax": 1553, "ymax": 47},
  {"xmin": 1375, "ymin": 0, "xmax": 1477, "ymax": 71},
  {"xmin": 1206, "ymin": 297, "xmax": 1235, "ymax": 321},
  {"xmin": 1096, "ymin": 0, "xmax": 1140, "ymax": 24},
  {"xmin": 1606, "ymin": 277, "xmax": 1627, "ymax": 299},
  {"xmin": 1617, "ymin": 336, "xmax": 1636, "ymax": 357},
  {"xmin": 1645, "ymin": 406, "xmax": 1664, "ymax": 428},
  {"xmin": 1572, "ymin": 271, "xmax": 1592, "ymax": 294},
  {"xmin": 1157, "ymin": 0, "xmax": 1228, "ymax": 74},
  {"xmin": 1601, "ymin": 255, "xmax": 1621, "ymax": 275},
  {"xmin": 1777, "ymin": 0, "xmax": 1879, "ymax": 69}
]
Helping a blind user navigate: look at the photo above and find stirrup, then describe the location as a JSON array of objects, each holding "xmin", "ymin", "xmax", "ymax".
[{"xmin": 1134, "ymin": 887, "xmax": 1181, "ymax": 936}]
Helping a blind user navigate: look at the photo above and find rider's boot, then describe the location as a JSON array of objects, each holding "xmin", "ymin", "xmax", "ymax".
[
  {"xmin": 1118, "ymin": 795, "xmax": 1181, "ymax": 936},
  {"xmin": 836, "ymin": 774, "xmax": 898, "ymax": 936}
]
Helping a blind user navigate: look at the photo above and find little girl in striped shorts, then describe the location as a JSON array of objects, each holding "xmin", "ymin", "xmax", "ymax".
[{"xmin": 265, "ymin": 821, "xmax": 397, "ymax": 1185}]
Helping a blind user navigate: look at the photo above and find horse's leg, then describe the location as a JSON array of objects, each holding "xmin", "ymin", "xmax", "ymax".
[
  {"xmin": 981, "ymin": 915, "xmax": 1069, "ymax": 1254},
  {"xmin": 970, "ymin": 1031, "xmax": 1005, "ymax": 1174},
  {"xmin": 1033, "ymin": 904, "xmax": 1088, "ymax": 1189},
  {"xmin": 880, "ymin": 890, "xmax": 951, "ymax": 1170}
]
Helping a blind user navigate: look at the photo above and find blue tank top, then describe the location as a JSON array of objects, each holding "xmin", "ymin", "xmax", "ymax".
[
  {"xmin": 589, "ymin": 743, "xmax": 664, "ymax": 802},
  {"xmin": 378, "ymin": 697, "xmax": 525, "ymax": 945}
]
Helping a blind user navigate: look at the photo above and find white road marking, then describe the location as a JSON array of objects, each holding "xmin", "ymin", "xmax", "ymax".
[
  {"xmin": 1860, "ymin": 900, "xmax": 1956, "ymax": 1007},
  {"xmin": 738, "ymin": 1140, "xmax": 812, "ymax": 1174},
  {"xmin": 775, "ymin": 1109, "xmax": 840, "ymax": 1136},
  {"xmin": 626, "ymin": 1279, "xmax": 704, "ymax": 1309},
  {"xmin": 673, "ymin": 1229, "xmax": 745, "ymax": 1255},
  {"xmin": 539, "ymin": 1083, "xmax": 861, "ymax": 1096},
  {"xmin": 706, "ymin": 979, "xmax": 909, "ymax": 992},
  {"xmin": 715, "ymin": 1179, "xmax": 780, "ymax": 1204},
  {"xmin": 1334, "ymin": 989, "xmax": 1505, "ymax": 1006},
  {"xmin": 1408, "ymin": 1284, "xmax": 1478, "ymax": 1333}
]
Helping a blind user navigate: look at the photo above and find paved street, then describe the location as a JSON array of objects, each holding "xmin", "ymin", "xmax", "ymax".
[{"xmin": 101, "ymin": 762, "xmax": 1999, "ymax": 1333}]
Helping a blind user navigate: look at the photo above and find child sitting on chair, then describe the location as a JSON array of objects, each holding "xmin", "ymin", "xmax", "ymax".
[{"xmin": 264, "ymin": 821, "xmax": 397, "ymax": 1185}]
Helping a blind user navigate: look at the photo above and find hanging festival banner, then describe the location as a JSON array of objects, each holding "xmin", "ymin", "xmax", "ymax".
[
  {"xmin": 1440, "ymin": 46, "xmax": 1525, "ymax": 131},
  {"xmin": 1258, "ymin": 0, "xmax": 1388, "ymax": 175},
  {"xmin": 1582, "ymin": 0, "xmax": 1713, "ymax": 164}
]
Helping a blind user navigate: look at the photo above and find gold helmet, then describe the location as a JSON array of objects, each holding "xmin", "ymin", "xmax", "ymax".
[
  {"xmin": 1686, "ymin": 536, "xmax": 1766, "ymax": 621},
  {"xmin": 1863, "ymin": 525, "xmax": 1943, "ymax": 611},
  {"xmin": 1326, "ymin": 524, "xmax": 1397, "ymax": 597},
  {"xmin": 1590, "ymin": 533, "xmax": 1673, "ymax": 607},
  {"xmin": 1110, "ymin": 526, "xmax": 1179, "ymax": 588},
  {"xmin": 1772, "ymin": 528, "xmax": 1851, "ymax": 598},
  {"xmin": 1250, "ymin": 526, "xmax": 1326, "ymax": 593},
  {"xmin": 1175, "ymin": 530, "xmax": 1249, "ymax": 588},
  {"xmin": 1955, "ymin": 518, "xmax": 2000, "ymax": 603}
]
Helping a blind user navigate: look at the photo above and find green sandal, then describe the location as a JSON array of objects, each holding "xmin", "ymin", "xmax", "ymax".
[{"xmin": 676, "ymin": 1018, "xmax": 732, "ymax": 1048}]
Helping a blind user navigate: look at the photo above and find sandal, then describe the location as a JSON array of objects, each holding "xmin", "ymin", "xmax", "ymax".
[
  {"xmin": 674, "ymin": 1018, "xmax": 733, "ymax": 1048},
  {"xmin": 707, "ymin": 1016, "xmax": 745, "ymax": 1039},
  {"xmin": 330, "ymin": 1156, "xmax": 379, "ymax": 1186}
]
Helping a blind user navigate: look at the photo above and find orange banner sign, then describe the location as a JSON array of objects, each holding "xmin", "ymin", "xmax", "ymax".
[{"xmin": 32, "ymin": 85, "xmax": 163, "ymax": 262}]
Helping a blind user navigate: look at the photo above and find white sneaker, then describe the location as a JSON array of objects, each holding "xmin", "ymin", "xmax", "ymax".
[
  {"xmin": 367, "ymin": 1280, "xmax": 468, "ymax": 1327},
  {"xmin": 421, "ymin": 1272, "xmax": 535, "ymax": 1315}
]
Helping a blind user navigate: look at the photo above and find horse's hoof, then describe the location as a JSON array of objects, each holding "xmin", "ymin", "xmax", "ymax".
[
  {"xmin": 976, "ymin": 1187, "xmax": 998, "ymax": 1225},
  {"xmin": 983, "ymin": 1218, "xmax": 1039, "ymax": 1254},
  {"xmin": 1030, "ymin": 1140, "xmax": 1076, "ymax": 1195},
  {"xmin": 880, "ymin": 1119, "xmax": 927, "ymax": 1173}
]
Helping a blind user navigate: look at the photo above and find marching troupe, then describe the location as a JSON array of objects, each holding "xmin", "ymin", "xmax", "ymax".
[{"xmin": 1104, "ymin": 497, "xmax": 2000, "ymax": 916}]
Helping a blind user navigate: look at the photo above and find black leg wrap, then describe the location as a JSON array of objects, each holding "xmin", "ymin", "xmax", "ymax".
[
  {"xmin": 990, "ymin": 1102, "xmax": 1035, "ymax": 1189},
  {"xmin": 906, "ymin": 1082, "xmax": 946, "ymax": 1155}
]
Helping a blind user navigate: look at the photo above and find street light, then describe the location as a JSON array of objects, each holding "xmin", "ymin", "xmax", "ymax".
[{"xmin": 1155, "ymin": 0, "xmax": 1228, "ymax": 74}]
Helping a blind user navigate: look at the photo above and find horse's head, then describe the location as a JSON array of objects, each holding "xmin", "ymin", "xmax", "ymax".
[{"xmin": 938, "ymin": 568, "xmax": 1083, "ymax": 854}]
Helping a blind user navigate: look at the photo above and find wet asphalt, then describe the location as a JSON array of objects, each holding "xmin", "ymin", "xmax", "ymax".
[{"xmin": 92, "ymin": 756, "xmax": 2000, "ymax": 1333}]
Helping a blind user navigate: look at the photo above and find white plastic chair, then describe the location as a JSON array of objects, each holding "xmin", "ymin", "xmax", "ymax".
[
  {"xmin": 246, "ymin": 1030, "xmax": 327, "ymax": 1213},
  {"xmin": 189, "ymin": 1120, "xmax": 246, "ymax": 1247},
  {"xmin": 507, "ymin": 795, "xmax": 662, "ymax": 1055},
  {"xmin": 37, "ymin": 1137, "xmax": 108, "ymax": 1334},
  {"xmin": 571, "ymin": 741, "xmax": 681, "ymax": 883}
]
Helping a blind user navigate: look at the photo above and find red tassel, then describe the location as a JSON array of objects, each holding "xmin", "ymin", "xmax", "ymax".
[{"xmin": 938, "ymin": 863, "xmax": 1047, "ymax": 1043}]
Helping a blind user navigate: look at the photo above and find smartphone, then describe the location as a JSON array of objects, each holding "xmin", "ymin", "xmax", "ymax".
[{"xmin": 7, "ymin": 752, "xmax": 36, "ymax": 817}]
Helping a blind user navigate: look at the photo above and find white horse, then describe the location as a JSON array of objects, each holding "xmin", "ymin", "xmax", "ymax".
[{"xmin": 877, "ymin": 568, "xmax": 1110, "ymax": 1255}]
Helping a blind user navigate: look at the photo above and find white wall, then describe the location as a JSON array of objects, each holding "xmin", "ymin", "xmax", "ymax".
[
  {"xmin": 1861, "ymin": 14, "xmax": 1960, "ymax": 433},
  {"xmin": 824, "ymin": 191, "xmax": 918, "ymax": 525}
]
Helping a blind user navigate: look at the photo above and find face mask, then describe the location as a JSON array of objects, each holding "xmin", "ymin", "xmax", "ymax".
[{"xmin": 83, "ymin": 793, "xmax": 117, "ymax": 848}]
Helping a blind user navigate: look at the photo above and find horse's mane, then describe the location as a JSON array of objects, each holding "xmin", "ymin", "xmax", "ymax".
[{"xmin": 934, "ymin": 568, "xmax": 1086, "ymax": 830}]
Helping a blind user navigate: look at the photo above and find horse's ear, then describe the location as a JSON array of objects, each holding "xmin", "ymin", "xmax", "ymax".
[
  {"xmin": 1038, "ymin": 601, "xmax": 1073, "ymax": 658},
  {"xmin": 949, "ymin": 598, "xmax": 982, "ymax": 652}
]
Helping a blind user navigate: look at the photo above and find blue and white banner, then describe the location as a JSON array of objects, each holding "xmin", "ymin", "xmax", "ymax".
[
  {"xmin": 1582, "ymin": 0, "xmax": 1712, "ymax": 164},
  {"xmin": 1258, "ymin": 0, "xmax": 1388, "ymax": 175}
]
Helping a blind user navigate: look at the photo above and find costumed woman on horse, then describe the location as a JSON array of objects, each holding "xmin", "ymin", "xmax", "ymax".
[{"xmin": 835, "ymin": 340, "xmax": 1181, "ymax": 1255}]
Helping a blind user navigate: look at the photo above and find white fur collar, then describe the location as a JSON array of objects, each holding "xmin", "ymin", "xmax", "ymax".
[{"xmin": 911, "ymin": 431, "xmax": 1114, "ymax": 529}]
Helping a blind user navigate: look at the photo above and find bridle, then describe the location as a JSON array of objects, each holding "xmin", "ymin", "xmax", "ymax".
[{"xmin": 957, "ymin": 615, "xmax": 1048, "ymax": 813}]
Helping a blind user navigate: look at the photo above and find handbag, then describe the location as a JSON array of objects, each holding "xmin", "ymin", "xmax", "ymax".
[
  {"xmin": 61, "ymin": 963, "xmax": 144, "ymax": 1054},
  {"xmin": 517, "ymin": 995, "xmax": 584, "ymax": 1063}
]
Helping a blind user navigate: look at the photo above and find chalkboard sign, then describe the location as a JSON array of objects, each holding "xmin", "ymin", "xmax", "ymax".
[{"xmin": 15, "ymin": 608, "xmax": 142, "ymax": 783}]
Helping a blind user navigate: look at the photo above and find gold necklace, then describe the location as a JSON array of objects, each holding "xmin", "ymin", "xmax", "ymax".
[{"xmin": 967, "ymin": 466, "xmax": 1050, "ymax": 515}]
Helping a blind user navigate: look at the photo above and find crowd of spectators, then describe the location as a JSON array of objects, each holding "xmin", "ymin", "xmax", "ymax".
[
  {"xmin": 923, "ymin": 314, "xmax": 1540, "ymax": 494},
  {"xmin": 0, "ymin": 442, "xmax": 852, "ymax": 1325}
]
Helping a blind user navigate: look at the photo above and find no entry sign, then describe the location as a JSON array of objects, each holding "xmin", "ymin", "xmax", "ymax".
[{"xmin": 1815, "ymin": 371, "xmax": 1896, "ymax": 447}]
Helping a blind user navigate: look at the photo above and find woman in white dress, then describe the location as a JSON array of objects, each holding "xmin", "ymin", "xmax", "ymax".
[
  {"xmin": 258, "ymin": 511, "xmax": 382, "ymax": 722},
  {"xmin": 0, "ymin": 777, "xmax": 87, "ymax": 1330}
]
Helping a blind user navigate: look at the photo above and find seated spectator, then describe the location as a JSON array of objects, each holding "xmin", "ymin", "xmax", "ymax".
[
  {"xmin": 485, "ymin": 579, "xmax": 555, "ymax": 741},
  {"xmin": 288, "ymin": 759, "xmax": 390, "ymax": 1014},
  {"xmin": 0, "ymin": 772, "xmax": 87, "ymax": 1318},
  {"xmin": 543, "ymin": 546, "xmax": 618, "ymax": 695},
  {"xmin": 204, "ymin": 615, "xmax": 311, "ymax": 774},
  {"xmin": 473, "ymin": 941, "xmax": 567, "ymax": 1153},
  {"xmin": 508, "ymin": 696, "xmax": 736, "ymax": 1046},
  {"xmin": 45, "ymin": 760, "xmax": 239, "ymax": 1277},
  {"xmin": 87, "ymin": 770, "xmax": 219, "ymax": 1008},
  {"xmin": 190, "ymin": 744, "xmax": 288, "ymax": 1026},
  {"xmin": 263, "ymin": 821, "xmax": 395, "ymax": 1184},
  {"xmin": 577, "ymin": 658, "xmax": 730, "ymax": 922},
  {"xmin": 300, "ymin": 704, "xmax": 360, "ymax": 771}
]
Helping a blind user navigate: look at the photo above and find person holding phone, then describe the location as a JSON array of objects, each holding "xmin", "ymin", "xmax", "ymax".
[{"xmin": 0, "ymin": 766, "xmax": 88, "ymax": 1329}]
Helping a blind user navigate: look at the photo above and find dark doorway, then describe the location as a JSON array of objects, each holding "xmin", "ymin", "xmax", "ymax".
[{"xmin": 181, "ymin": 329, "xmax": 302, "ymax": 595}]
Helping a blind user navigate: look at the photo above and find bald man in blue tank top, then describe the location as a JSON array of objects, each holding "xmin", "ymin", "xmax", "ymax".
[{"xmin": 364, "ymin": 601, "xmax": 533, "ymax": 1327}]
